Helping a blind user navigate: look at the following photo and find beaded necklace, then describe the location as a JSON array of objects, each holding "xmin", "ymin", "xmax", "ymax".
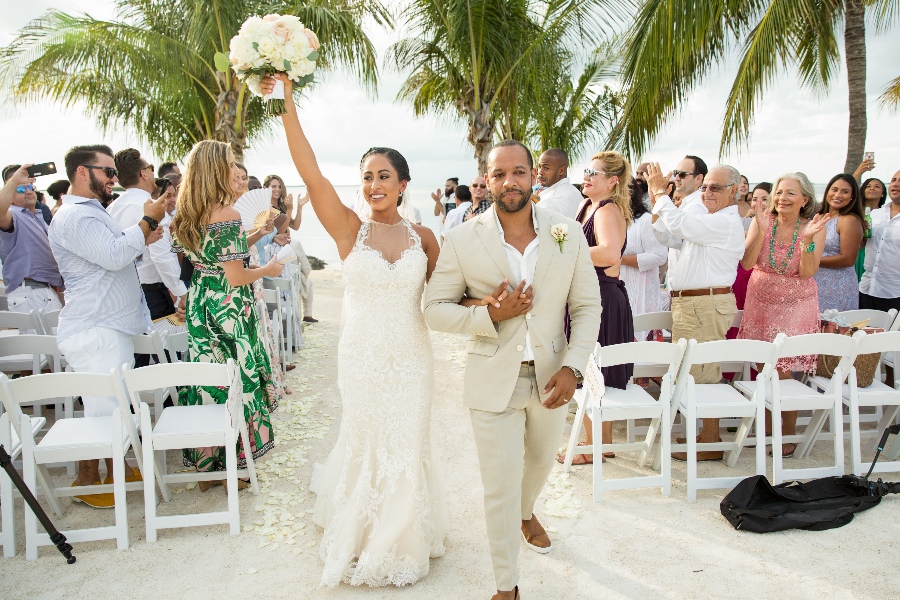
[{"xmin": 768, "ymin": 216, "xmax": 801, "ymax": 274}]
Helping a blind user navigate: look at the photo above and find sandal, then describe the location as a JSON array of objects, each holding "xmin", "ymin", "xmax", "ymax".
[
  {"xmin": 769, "ymin": 443, "xmax": 797, "ymax": 458},
  {"xmin": 556, "ymin": 442, "xmax": 605, "ymax": 465}
]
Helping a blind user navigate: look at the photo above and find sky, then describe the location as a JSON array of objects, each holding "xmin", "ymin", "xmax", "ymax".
[{"xmin": 1, "ymin": 0, "xmax": 898, "ymax": 190}]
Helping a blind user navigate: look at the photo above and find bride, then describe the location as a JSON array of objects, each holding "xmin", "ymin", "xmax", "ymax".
[{"xmin": 264, "ymin": 74, "xmax": 449, "ymax": 587}]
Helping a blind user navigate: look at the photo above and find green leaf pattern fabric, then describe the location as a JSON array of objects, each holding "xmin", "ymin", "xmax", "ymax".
[{"xmin": 174, "ymin": 220, "xmax": 278, "ymax": 471}]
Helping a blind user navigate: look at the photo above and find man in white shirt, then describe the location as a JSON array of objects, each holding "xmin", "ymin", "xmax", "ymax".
[
  {"xmin": 431, "ymin": 177, "xmax": 458, "ymax": 220},
  {"xmin": 441, "ymin": 184, "xmax": 473, "ymax": 238},
  {"xmin": 534, "ymin": 148, "xmax": 584, "ymax": 219},
  {"xmin": 661, "ymin": 155, "xmax": 708, "ymax": 289},
  {"xmin": 860, "ymin": 169, "xmax": 900, "ymax": 312},
  {"xmin": 108, "ymin": 148, "xmax": 184, "ymax": 365},
  {"xmin": 648, "ymin": 163, "xmax": 745, "ymax": 461}
]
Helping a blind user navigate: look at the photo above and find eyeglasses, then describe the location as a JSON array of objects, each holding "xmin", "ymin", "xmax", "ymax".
[
  {"xmin": 82, "ymin": 165, "xmax": 118, "ymax": 178},
  {"xmin": 673, "ymin": 170, "xmax": 697, "ymax": 179},
  {"xmin": 699, "ymin": 183, "xmax": 734, "ymax": 194},
  {"xmin": 15, "ymin": 184, "xmax": 35, "ymax": 194},
  {"xmin": 584, "ymin": 168, "xmax": 615, "ymax": 178},
  {"xmin": 470, "ymin": 183, "xmax": 487, "ymax": 188},
  {"xmin": 143, "ymin": 164, "xmax": 155, "ymax": 173}
]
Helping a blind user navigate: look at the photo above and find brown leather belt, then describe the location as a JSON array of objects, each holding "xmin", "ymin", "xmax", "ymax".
[
  {"xmin": 670, "ymin": 286, "xmax": 733, "ymax": 298},
  {"xmin": 521, "ymin": 360, "xmax": 535, "ymax": 366}
]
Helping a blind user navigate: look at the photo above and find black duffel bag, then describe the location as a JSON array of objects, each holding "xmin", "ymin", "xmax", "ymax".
[{"xmin": 721, "ymin": 425, "xmax": 900, "ymax": 533}]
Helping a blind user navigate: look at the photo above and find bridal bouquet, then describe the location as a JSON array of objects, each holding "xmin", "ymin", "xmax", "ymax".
[{"xmin": 214, "ymin": 14, "xmax": 320, "ymax": 116}]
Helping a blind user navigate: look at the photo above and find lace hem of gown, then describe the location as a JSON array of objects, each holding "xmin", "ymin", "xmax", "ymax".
[{"xmin": 320, "ymin": 541, "xmax": 446, "ymax": 588}]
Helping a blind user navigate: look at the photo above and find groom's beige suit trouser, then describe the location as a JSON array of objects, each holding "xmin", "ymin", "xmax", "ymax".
[{"xmin": 469, "ymin": 362, "xmax": 568, "ymax": 591}]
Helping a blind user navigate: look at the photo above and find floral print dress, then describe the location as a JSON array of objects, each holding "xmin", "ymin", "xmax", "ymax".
[{"xmin": 174, "ymin": 220, "xmax": 278, "ymax": 471}]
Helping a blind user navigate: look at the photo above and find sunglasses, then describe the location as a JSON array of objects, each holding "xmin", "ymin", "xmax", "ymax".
[
  {"xmin": 673, "ymin": 170, "xmax": 697, "ymax": 179},
  {"xmin": 584, "ymin": 168, "xmax": 616, "ymax": 178},
  {"xmin": 82, "ymin": 165, "xmax": 118, "ymax": 178},
  {"xmin": 143, "ymin": 164, "xmax": 155, "ymax": 173},
  {"xmin": 699, "ymin": 183, "xmax": 734, "ymax": 194},
  {"xmin": 15, "ymin": 184, "xmax": 35, "ymax": 194},
  {"xmin": 470, "ymin": 183, "xmax": 487, "ymax": 188}
]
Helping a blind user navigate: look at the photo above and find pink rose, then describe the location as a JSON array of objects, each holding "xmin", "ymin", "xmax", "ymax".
[
  {"xmin": 272, "ymin": 22, "xmax": 291, "ymax": 43},
  {"xmin": 303, "ymin": 28, "xmax": 320, "ymax": 51},
  {"xmin": 262, "ymin": 14, "xmax": 279, "ymax": 23}
]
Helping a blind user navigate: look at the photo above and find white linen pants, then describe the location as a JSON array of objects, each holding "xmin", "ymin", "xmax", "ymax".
[
  {"xmin": 58, "ymin": 328, "xmax": 134, "ymax": 417},
  {"xmin": 7, "ymin": 285, "xmax": 62, "ymax": 333},
  {"xmin": 469, "ymin": 363, "xmax": 568, "ymax": 591}
]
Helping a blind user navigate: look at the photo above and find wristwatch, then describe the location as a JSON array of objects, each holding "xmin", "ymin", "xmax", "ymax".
[
  {"xmin": 141, "ymin": 215, "xmax": 159, "ymax": 231},
  {"xmin": 564, "ymin": 366, "xmax": 583, "ymax": 383}
]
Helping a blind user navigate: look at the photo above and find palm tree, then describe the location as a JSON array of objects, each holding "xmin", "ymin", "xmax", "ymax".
[
  {"xmin": 610, "ymin": 0, "xmax": 899, "ymax": 174},
  {"xmin": 0, "ymin": 0, "xmax": 390, "ymax": 163},
  {"xmin": 386, "ymin": 0, "xmax": 628, "ymax": 174}
]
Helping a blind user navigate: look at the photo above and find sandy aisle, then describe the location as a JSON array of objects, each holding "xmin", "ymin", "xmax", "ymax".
[{"xmin": 1, "ymin": 269, "xmax": 899, "ymax": 599}]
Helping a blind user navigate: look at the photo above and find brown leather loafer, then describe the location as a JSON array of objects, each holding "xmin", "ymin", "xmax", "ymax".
[
  {"xmin": 672, "ymin": 450, "xmax": 724, "ymax": 462},
  {"xmin": 491, "ymin": 586, "xmax": 519, "ymax": 600},
  {"xmin": 521, "ymin": 515, "xmax": 551, "ymax": 554}
]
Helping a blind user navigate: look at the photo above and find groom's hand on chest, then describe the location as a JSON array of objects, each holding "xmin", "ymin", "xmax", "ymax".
[{"xmin": 486, "ymin": 279, "xmax": 532, "ymax": 323}]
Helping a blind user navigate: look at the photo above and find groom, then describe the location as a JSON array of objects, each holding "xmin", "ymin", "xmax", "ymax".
[{"xmin": 424, "ymin": 140, "xmax": 601, "ymax": 600}]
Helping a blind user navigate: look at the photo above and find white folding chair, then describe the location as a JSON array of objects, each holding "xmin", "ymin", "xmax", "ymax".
[
  {"xmin": 0, "ymin": 335, "xmax": 65, "ymax": 426},
  {"xmin": 625, "ymin": 312, "xmax": 674, "ymax": 442},
  {"xmin": 0, "ymin": 369, "xmax": 145, "ymax": 559},
  {"xmin": 0, "ymin": 312, "xmax": 49, "ymax": 377},
  {"xmin": 165, "ymin": 331, "xmax": 189, "ymax": 362},
  {"xmin": 263, "ymin": 288, "xmax": 288, "ymax": 370},
  {"xmin": 671, "ymin": 339, "xmax": 777, "ymax": 500},
  {"xmin": 563, "ymin": 339, "xmax": 687, "ymax": 501},
  {"xmin": 768, "ymin": 332, "xmax": 862, "ymax": 484},
  {"xmin": 122, "ymin": 360, "xmax": 259, "ymax": 541},
  {"xmin": 838, "ymin": 308, "xmax": 898, "ymax": 388},
  {"xmin": 875, "ymin": 310, "xmax": 900, "ymax": 389},
  {"xmin": 838, "ymin": 332, "xmax": 900, "ymax": 475},
  {"xmin": 0, "ymin": 309, "xmax": 45, "ymax": 337},
  {"xmin": 264, "ymin": 278, "xmax": 295, "ymax": 361},
  {"xmin": 37, "ymin": 308, "xmax": 61, "ymax": 337},
  {"xmin": 132, "ymin": 331, "xmax": 174, "ymax": 423}
]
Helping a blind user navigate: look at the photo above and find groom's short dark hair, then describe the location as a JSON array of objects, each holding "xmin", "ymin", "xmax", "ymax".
[{"xmin": 489, "ymin": 140, "xmax": 533, "ymax": 170}]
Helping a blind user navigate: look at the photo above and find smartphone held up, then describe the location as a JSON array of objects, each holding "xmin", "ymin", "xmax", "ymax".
[{"xmin": 26, "ymin": 162, "xmax": 57, "ymax": 178}]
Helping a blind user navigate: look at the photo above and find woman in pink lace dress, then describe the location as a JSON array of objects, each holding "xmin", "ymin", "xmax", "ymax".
[{"xmin": 738, "ymin": 173, "xmax": 830, "ymax": 457}]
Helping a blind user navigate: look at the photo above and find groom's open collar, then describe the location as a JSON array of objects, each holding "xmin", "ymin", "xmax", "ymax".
[{"xmin": 475, "ymin": 203, "xmax": 557, "ymax": 293}]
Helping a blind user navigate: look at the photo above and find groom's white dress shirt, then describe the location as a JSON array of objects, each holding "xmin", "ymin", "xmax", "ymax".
[{"xmin": 494, "ymin": 206, "xmax": 538, "ymax": 361}]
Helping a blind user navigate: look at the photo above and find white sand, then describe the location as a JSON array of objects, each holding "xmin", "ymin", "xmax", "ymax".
[{"xmin": 2, "ymin": 269, "xmax": 898, "ymax": 599}]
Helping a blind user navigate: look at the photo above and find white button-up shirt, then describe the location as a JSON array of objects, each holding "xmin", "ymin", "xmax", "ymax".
[
  {"xmin": 658, "ymin": 188, "xmax": 705, "ymax": 289},
  {"xmin": 860, "ymin": 203, "xmax": 900, "ymax": 299},
  {"xmin": 49, "ymin": 194, "xmax": 151, "ymax": 342},
  {"xmin": 442, "ymin": 201, "xmax": 473, "ymax": 238},
  {"xmin": 652, "ymin": 197, "xmax": 744, "ymax": 291},
  {"xmin": 537, "ymin": 177, "xmax": 584, "ymax": 220},
  {"xmin": 494, "ymin": 206, "xmax": 539, "ymax": 360},
  {"xmin": 108, "ymin": 188, "xmax": 187, "ymax": 298}
]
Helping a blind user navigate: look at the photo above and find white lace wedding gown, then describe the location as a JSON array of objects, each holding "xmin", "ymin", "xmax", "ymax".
[{"xmin": 312, "ymin": 219, "xmax": 449, "ymax": 587}]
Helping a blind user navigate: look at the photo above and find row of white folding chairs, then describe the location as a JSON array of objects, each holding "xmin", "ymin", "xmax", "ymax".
[
  {"xmin": 0, "ymin": 357, "xmax": 258, "ymax": 559},
  {"xmin": 563, "ymin": 329, "xmax": 900, "ymax": 502}
]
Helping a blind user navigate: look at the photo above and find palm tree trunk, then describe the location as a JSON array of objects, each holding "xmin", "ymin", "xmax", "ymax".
[
  {"xmin": 843, "ymin": 0, "xmax": 867, "ymax": 174},
  {"xmin": 468, "ymin": 103, "xmax": 494, "ymax": 175},
  {"xmin": 214, "ymin": 75, "xmax": 248, "ymax": 163}
]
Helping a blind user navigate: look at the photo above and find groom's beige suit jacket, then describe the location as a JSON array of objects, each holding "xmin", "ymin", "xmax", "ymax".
[{"xmin": 423, "ymin": 204, "xmax": 601, "ymax": 412}]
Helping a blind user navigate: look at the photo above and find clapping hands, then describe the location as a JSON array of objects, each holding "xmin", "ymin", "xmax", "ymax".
[{"xmin": 803, "ymin": 213, "xmax": 831, "ymax": 242}]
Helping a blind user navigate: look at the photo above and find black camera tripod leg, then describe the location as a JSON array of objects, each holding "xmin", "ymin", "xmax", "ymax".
[{"xmin": 0, "ymin": 444, "xmax": 75, "ymax": 563}]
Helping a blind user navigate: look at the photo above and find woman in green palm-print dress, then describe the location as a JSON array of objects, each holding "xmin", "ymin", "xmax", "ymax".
[{"xmin": 170, "ymin": 140, "xmax": 284, "ymax": 475}]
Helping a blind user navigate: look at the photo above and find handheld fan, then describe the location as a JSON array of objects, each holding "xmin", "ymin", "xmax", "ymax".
[
  {"xmin": 234, "ymin": 188, "xmax": 276, "ymax": 232},
  {"xmin": 152, "ymin": 313, "xmax": 187, "ymax": 340}
]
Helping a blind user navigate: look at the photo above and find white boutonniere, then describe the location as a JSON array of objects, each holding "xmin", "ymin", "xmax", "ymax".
[{"xmin": 550, "ymin": 223, "xmax": 569, "ymax": 252}]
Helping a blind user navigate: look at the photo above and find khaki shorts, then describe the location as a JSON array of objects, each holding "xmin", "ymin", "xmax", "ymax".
[{"xmin": 671, "ymin": 293, "xmax": 737, "ymax": 384}]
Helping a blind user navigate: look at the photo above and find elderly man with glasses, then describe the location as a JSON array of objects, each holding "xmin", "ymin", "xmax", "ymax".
[
  {"xmin": 465, "ymin": 174, "xmax": 492, "ymax": 221},
  {"xmin": 0, "ymin": 165, "xmax": 64, "ymax": 322},
  {"xmin": 108, "ymin": 148, "xmax": 186, "ymax": 355},
  {"xmin": 47, "ymin": 144, "xmax": 167, "ymax": 507},
  {"xmin": 647, "ymin": 162, "xmax": 745, "ymax": 461}
]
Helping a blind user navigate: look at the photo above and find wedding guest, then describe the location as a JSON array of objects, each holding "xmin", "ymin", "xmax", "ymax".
[
  {"xmin": 158, "ymin": 161, "xmax": 181, "ymax": 177},
  {"xmin": 856, "ymin": 178, "xmax": 888, "ymax": 280},
  {"xmin": 559, "ymin": 151, "xmax": 634, "ymax": 466},
  {"xmin": 264, "ymin": 174, "xmax": 317, "ymax": 322},
  {"xmin": 109, "ymin": 149, "xmax": 185, "ymax": 362},
  {"xmin": 0, "ymin": 165, "xmax": 64, "ymax": 320},
  {"xmin": 47, "ymin": 179, "xmax": 70, "ymax": 216},
  {"xmin": 647, "ymin": 163, "xmax": 744, "ymax": 461},
  {"xmin": 738, "ymin": 173, "xmax": 829, "ymax": 457},
  {"xmin": 3, "ymin": 165, "xmax": 53, "ymax": 225},
  {"xmin": 441, "ymin": 184, "xmax": 472, "ymax": 237},
  {"xmin": 233, "ymin": 163, "xmax": 248, "ymax": 196},
  {"xmin": 733, "ymin": 183, "xmax": 771, "ymax": 311},
  {"xmin": 431, "ymin": 177, "xmax": 458, "ymax": 218},
  {"xmin": 149, "ymin": 177, "xmax": 186, "ymax": 325},
  {"xmin": 464, "ymin": 175, "xmax": 491, "ymax": 221},
  {"xmin": 49, "ymin": 144, "xmax": 167, "ymax": 507},
  {"xmin": 635, "ymin": 162, "xmax": 651, "ymax": 209},
  {"xmin": 813, "ymin": 174, "xmax": 864, "ymax": 312},
  {"xmin": 662, "ymin": 155, "xmax": 706, "ymax": 289},
  {"xmin": 247, "ymin": 175, "xmax": 262, "ymax": 190},
  {"xmin": 170, "ymin": 140, "xmax": 284, "ymax": 488},
  {"xmin": 620, "ymin": 176, "xmax": 667, "ymax": 341},
  {"xmin": 859, "ymin": 169, "xmax": 900, "ymax": 312},
  {"xmin": 737, "ymin": 175, "xmax": 753, "ymax": 230},
  {"xmin": 535, "ymin": 148, "xmax": 584, "ymax": 219}
]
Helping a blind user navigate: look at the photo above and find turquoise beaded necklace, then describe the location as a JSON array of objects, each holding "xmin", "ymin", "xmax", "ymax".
[{"xmin": 769, "ymin": 217, "xmax": 801, "ymax": 274}]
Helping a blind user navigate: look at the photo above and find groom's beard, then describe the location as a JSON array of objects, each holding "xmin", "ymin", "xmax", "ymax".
[{"xmin": 491, "ymin": 185, "xmax": 531, "ymax": 213}]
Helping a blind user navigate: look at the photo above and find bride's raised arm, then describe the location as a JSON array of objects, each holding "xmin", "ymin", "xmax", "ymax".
[{"xmin": 264, "ymin": 74, "xmax": 361, "ymax": 258}]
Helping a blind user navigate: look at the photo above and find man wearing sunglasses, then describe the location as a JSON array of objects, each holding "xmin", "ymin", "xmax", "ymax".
[
  {"xmin": 661, "ymin": 155, "xmax": 709, "ymax": 290},
  {"xmin": 48, "ymin": 144, "xmax": 167, "ymax": 506},
  {"xmin": 109, "ymin": 149, "xmax": 186, "ymax": 367},
  {"xmin": 534, "ymin": 148, "xmax": 584, "ymax": 220},
  {"xmin": 465, "ymin": 175, "xmax": 492, "ymax": 221},
  {"xmin": 0, "ymin": 165, "xmax": 64, "ymax": 323}
]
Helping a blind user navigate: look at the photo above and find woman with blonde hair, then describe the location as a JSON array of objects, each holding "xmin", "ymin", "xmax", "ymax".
[
  {"xmin": 738, "ymin": 172, "xmax": 830, "ymax": 457},
  {"xmin": 170, "ymin": 140, "xmax": 284, "ymax": 486},
  {"xmin": 558, "ymin": 150, "xmax": 634, "ymax": 466}
]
